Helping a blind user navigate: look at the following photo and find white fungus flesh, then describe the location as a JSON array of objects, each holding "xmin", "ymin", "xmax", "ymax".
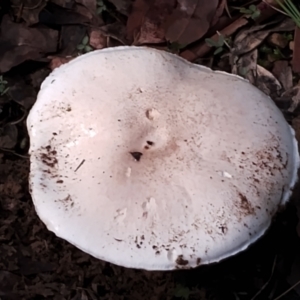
[{"xmin": 27, "ymin": 46, "xmax": 299, "ymax": 270}]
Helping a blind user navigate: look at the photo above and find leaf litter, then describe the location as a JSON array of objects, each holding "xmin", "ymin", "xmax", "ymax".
[{"xmin": 2, "ymin": 0, "xmax": 300, "ymax": 299}]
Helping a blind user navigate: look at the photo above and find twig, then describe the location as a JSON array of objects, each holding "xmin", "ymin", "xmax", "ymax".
[
  {"xmin": 250, "ymin": 255, "xmax": 277, "ymax": 300},
  {"xmin": 0, "ymin": 148, "xmax": 29, "ymax": 159},
  {"xmin": 262, "ymin": 0, "xmax": 288, "ymax": 15},
  {"xmin": 216, "ymin": 30, "xmax": 231, "ymax": 49},
  {"xmin": 224, "ymin": 0, "xmax": 232, "ymax": 19},
  {"xmin": 74, "ymin": 159, "xmax": 85, "ymax": 172},
  {"xmin": 273, "ymin": 279, "xmax": 300, "ymax": 300},
  {"xmin": 11, "ymin": 0, "xmax": 46, "ymax": 10}
]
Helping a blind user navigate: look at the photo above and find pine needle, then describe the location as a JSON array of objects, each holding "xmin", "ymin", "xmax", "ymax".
[{"xmin": 274, "ymin": 0, "xmax": 300, "ymax": 27}]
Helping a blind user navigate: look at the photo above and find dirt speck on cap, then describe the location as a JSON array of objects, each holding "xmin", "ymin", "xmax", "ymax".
[
  {"xmin": 176, "ymin": 255, "xmax": 189, "ymax": 266},
  {"xmin": 238, "ymin": 193, "xmax": 255, "ymax": 216},
  {"xmin": 39, "ymin": 145, "xmax": 58, "ymax": 168}
]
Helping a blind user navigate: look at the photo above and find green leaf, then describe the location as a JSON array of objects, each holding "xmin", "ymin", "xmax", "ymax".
[
  {"xmin": 84, "ymin": 45, "xmax": 93, "ymax": 52},
  {"xmin": 77, "ymin": 44, "xmax": 85, "ymax": 50},
  {"xmin": 207, "ymin": 35, "xmax": 224, "ymax": 47},
  {"xmin": 97, "ymin": 6, "xmax": 104, "ymax": 14},
  {"xmin": 82, "ymin": 35, "xmax": 89, "ymax": 45},
  {"xmin": 217, "ymin": 35, "xmax": 225, "ymax": 46},
  {"xmin": 205, "ymin": 38, "xmax": 218, "ymax": 47},
  {"xmin": 252, "ymin": 10, "xmax": 261, "ymax": 19},
  {"xmin": 173, "ymin": 284, "xmax": 190, "ymax": 300},
  {"xmin": 0, "ymin": 86, "xmax": 9, "ymax": 96},
  {"xmin": 240, "ymin": 7, "xmax": 251, "ymax": 14},
  {"xmin": 213, "ymin": 47, "xmax": 223, "ymax": 55},
  {"xmin": 274, "ymin": 0, "xmax": 300, "ymax": 28}
]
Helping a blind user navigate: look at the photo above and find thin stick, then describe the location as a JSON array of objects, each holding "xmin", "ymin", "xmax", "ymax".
[
  {"xmin": 250, "ymin": 255, "xmax": 277, "ymax": 300},
  {"xmin": 74, "ymin": 159, "xmax": 85, "ymax": 172},
  {"xmin": 273, "ymin": 279, "xmax": 300, "ymax": 300},
  {"xmin": 216, "ymin": 30, "xmax": 231, "ymax": 50},
  {"xmin": 0, "ymin": 148, "xmax": 29, "ymax": 159}
]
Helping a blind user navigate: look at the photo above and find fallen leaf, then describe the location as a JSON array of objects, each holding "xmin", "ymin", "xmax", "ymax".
[
  {"xmin": 10, "ymin": 0, "xmax": 47, "ymax": 25},
  {"xmin": 232, "ymin": 49, "xmax": 258, "ymax": 82},
  {"xmin": 280, "ymin": 83, "xmax": 300, "ymax": 113},
  {"xmin": 75, "ymin": 0, "xmax": 96, "ymax": 12},
  {"xmin": 180, "ymin": 2, "xmax": 281, "ymax": 61},
  {"xmin": 89, "ymin": 28, "xmax": 107, "ymax": 49},
  {"xmin": 165, "ymin": 0, "xmax": 219, "ymax": 46},
  {"xmin": 0, "ymin": 125, "xmax": 18, "ymax": 149},
  {"xmin": 255, "ymin": 64, "xmax": 282, "ymax": 98},
  {"xmin": 230, "ymin": 18, "xmax": 295, "ymax": 74},
  {"xmin": 126, "ymin": 0, "xmax": 175, "ymax": 45},
  {"xmin": 74, "ymin": 1, "xmax": 102, "ymax": 25},
  {"xmin": 107, "ymin": 37, "xmax": 125, "ymax": 47},
  {"xmin": 292, "ymin": 27, "xmax": 300, "ymax": 73},
  {"xmin": 39, "ymin": 2, "xmax": 90, "ymax": 25},
  {"xmin": 48, "ymin": 56, "xmax": 74, "ymax": 71},
  {"xmin": 101, "ymin": 21, "xmax": 128, "ymax": 45},
  {"xmin": 272, "ymin": 60, "xmax": 293, "ymax": 91},
  {"xmin": 232, "ymin": 18, "xmax": 295, "ymax": 58},
  {"xmin": 50, "ymin": 0, "xmax": 74, "ymax": 7},
  {"xmin": 268, "ymin": 32, "xmax": 289, "ymax": 48},
  {"xmin": 0, "ymin": 15, "xmax": 58, "ymax": 73},
  {"xmin": 59, "ymin": 25, "xmax": 86, "ymax": 55},
  {"xmin": 29, "ymin": 68, "xmax": 51, "ymax": 89},
  {"xmin": 8, "ymin": 79, "xmax": 38, "ymax": 109},
  {"xmin": 211, "ymin": 0, "xmax": 226, "ymax": 27},
  {"xmin": 108, "ymin": 0, "xmax": 132, "ymax": 16}
]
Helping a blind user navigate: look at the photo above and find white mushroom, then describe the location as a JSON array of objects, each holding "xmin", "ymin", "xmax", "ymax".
[{"xmin": 27, "ymin": 46, "xmax": 299, "ymax": 270}]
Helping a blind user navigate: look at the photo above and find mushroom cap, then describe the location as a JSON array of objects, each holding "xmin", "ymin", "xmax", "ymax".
[{"xmin": 27, "ymin": 46, "xmax": 299, "ymax": 270}]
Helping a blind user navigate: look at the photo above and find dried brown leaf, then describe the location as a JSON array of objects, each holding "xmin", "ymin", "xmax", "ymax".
[
  {"xmin": 126, "ymin": 0, "xmax": 175, "ymax": 45},
  {"xmin": 0, "ymin": 15, "xmax": 58, "ymax": 73},
  {"xmin": 181, "ymin": 16, "xmax": 248, "ymax": 61},
  {"xmin": 0, "ymin": 125, "xmax": 18, "ymax": 149},
  {"xmin": 255, "ymin": 64, "xmax": 282, "ymax": 98},
  {"xmin": 51, "ymin": 0, "xmax": 74, "ymax": 7},
  {"xmin": 75, "ymin": 0, "xmax": 97, "ymax": 12},
  {"xmin": 29, "ymin": 68, "xmax": 51, "ymax": 89},
  {"xmin": 39, "ymin": 3, "xmax": 90, "ymax": 25},
  {"xmin": 8, "ymin": 80, "xmax": 38, "ymax": 109},
  {"xmin": 165, "ymin": 0, "xmax": 219, "ymax": 46},
  {"xmin": 48, "ymin": 56, "xmax": 74, "ymax": 71},
  {"xmin": 281, "ymin": 83, "xmax": 300, "ymax": 113},
  {"xmin": 74, "ymin": 2, "xmax": 102, "ymax": 25},
  {"xmin": 232, "ymin": 49, "xmax": 258, "ymax": 82},
  {"xmin": 268, "ymin": 33, "xmax": 289, "ymax": 48},
  {"xmin": 59, "ymin": 25, "xmax": 86, "ymax": 55},
  {"xmin": 180, "ymin": 2, "xmax": 280, "ymax": 61},
  {"xmin": 89, "ymin": 28, "xmax": 108, "ymax": 49},
  {"xmin": 11, "ymin": 0, "xmax": 47, "ymax": 25},
  {"xmin": 292, "ymin": 27, "xmax": 300, "ymax": 73},
  {"xmin": 108, "ymin": 0, "xmax": 133, "ymax": 16},
  {"xmin": 232, "ymin": 18, "xmax": 295, "ymax": 58},
  {"xmin": 272, "ymin": 60, "xmax": 293, "ymax": 91},
  {"xmin": 211, "ymin": 0, "xmax": 226, "ymax": 27},
  {"xmin": 101, "ymin": 21, "xmax": 128, "ymax": 45}
]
